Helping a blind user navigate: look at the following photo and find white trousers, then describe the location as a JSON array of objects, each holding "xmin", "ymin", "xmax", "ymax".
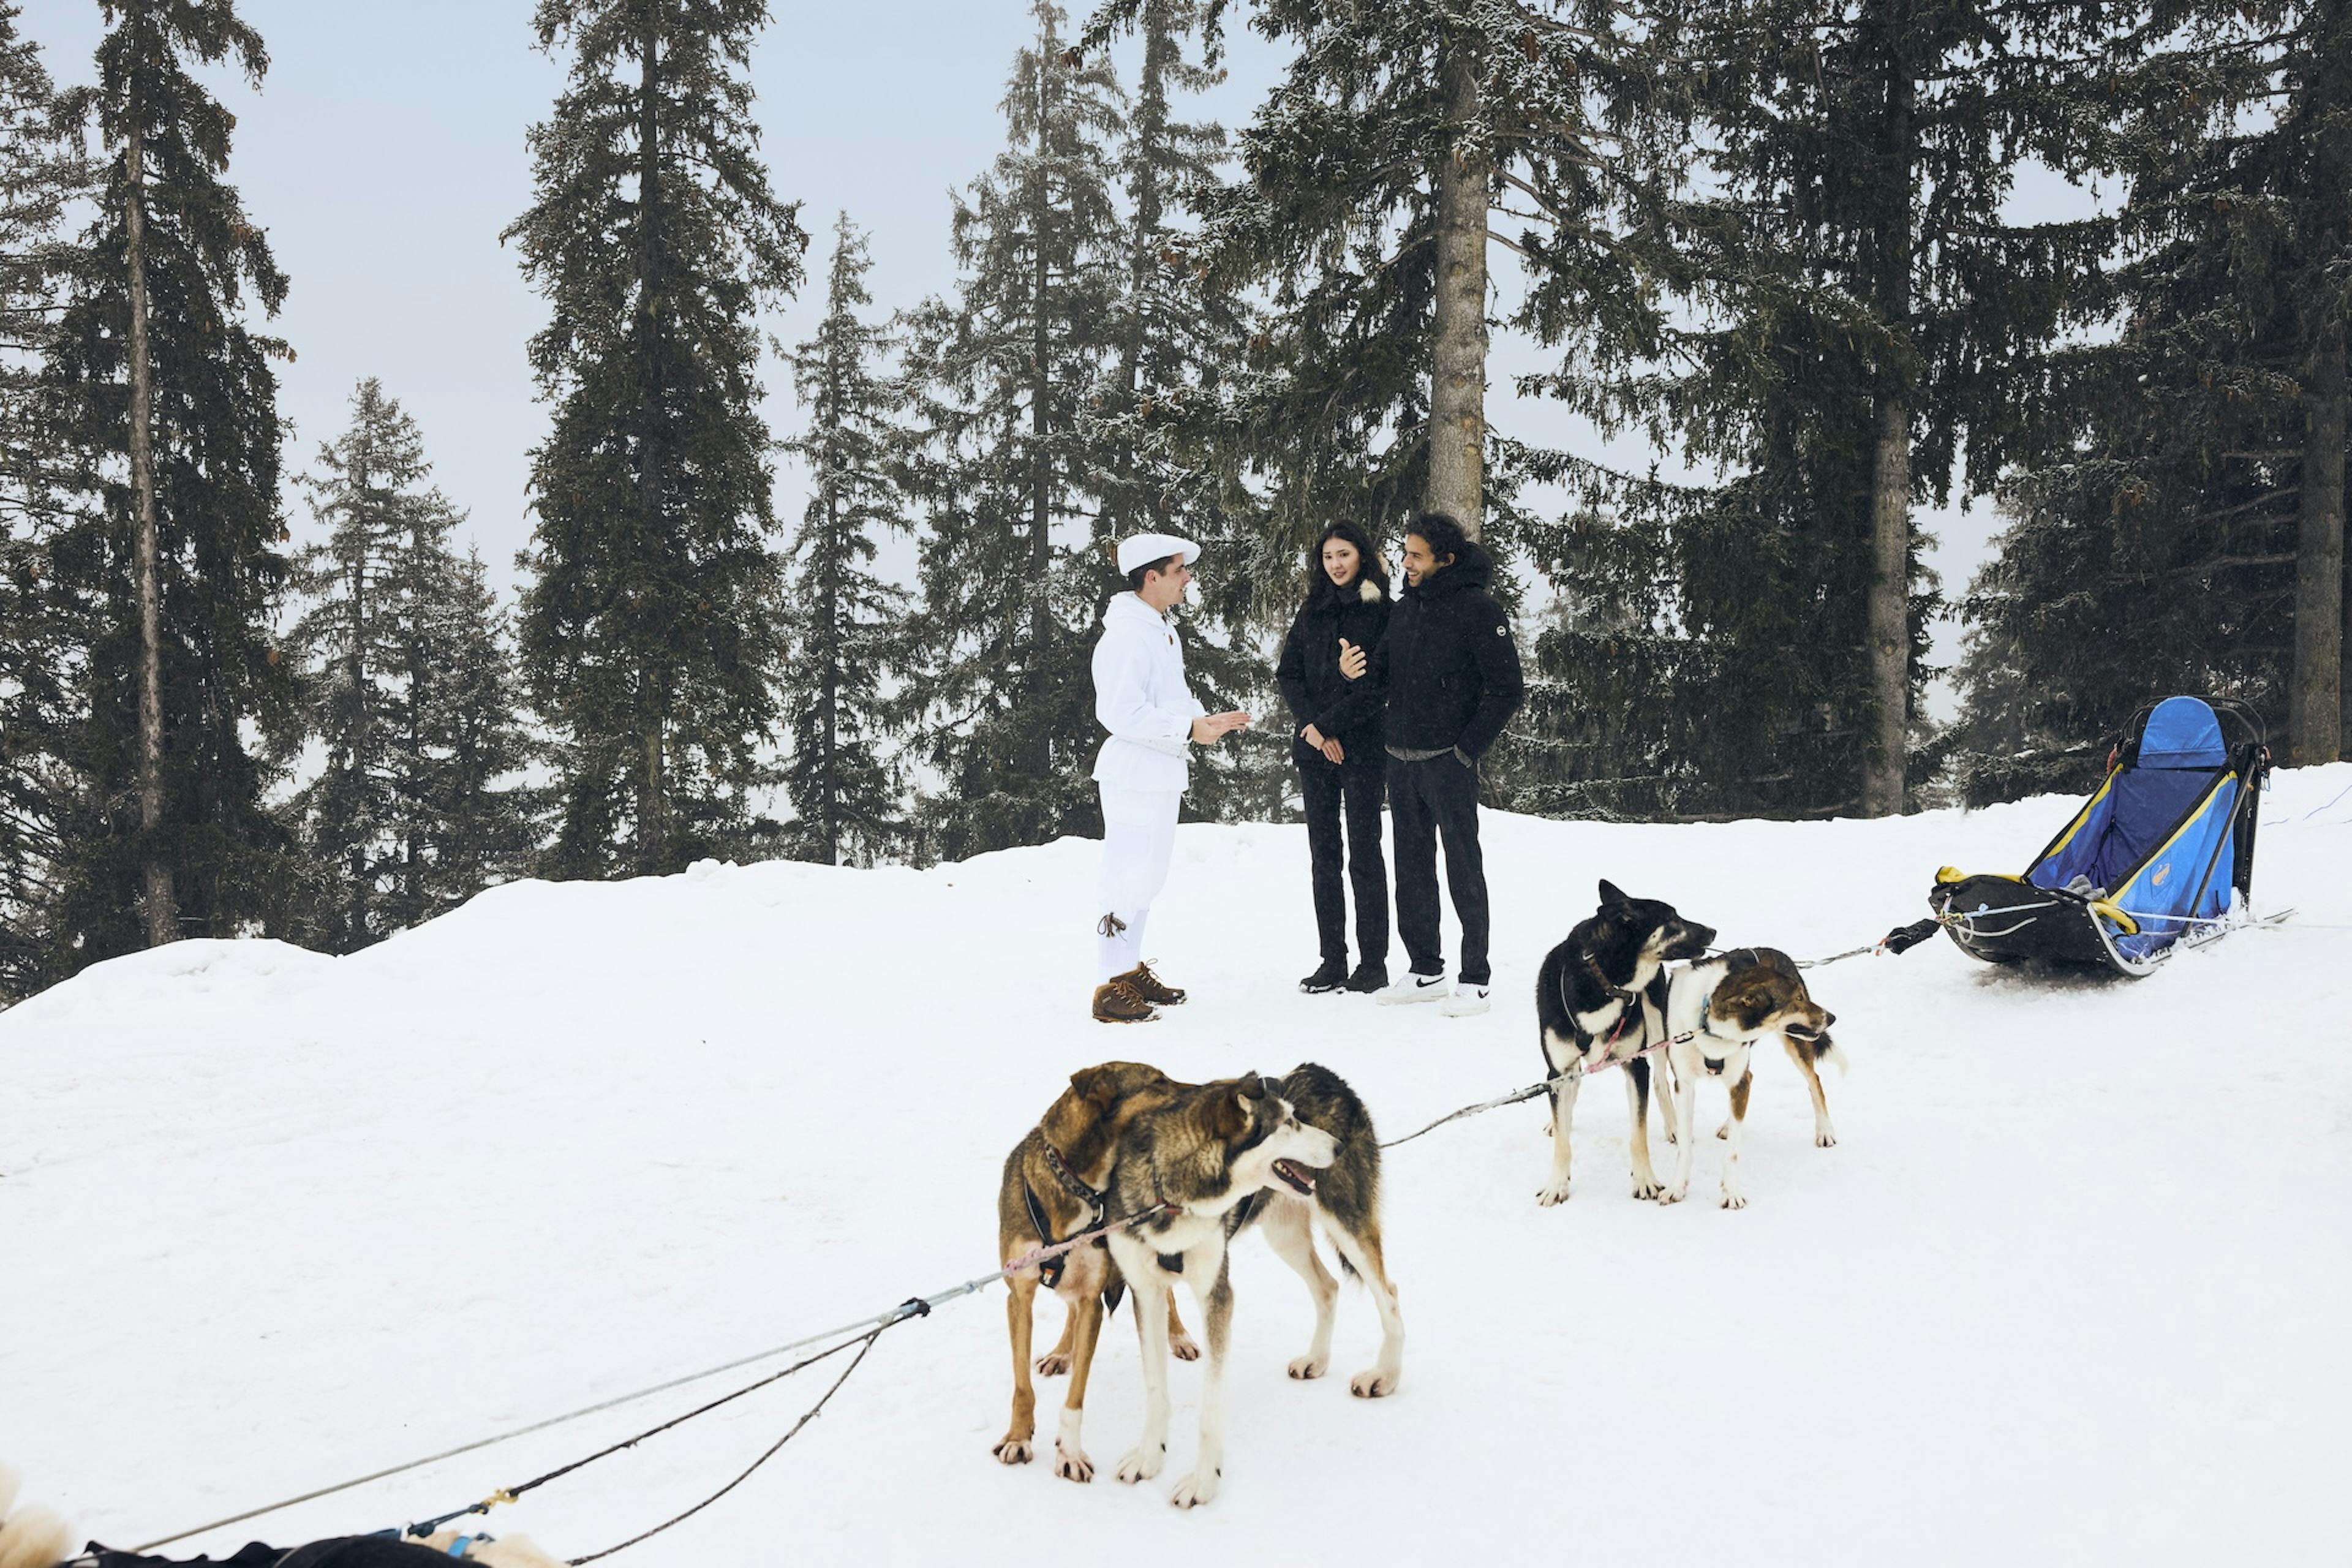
[{"xmin": 1096, "ymin": 784, "xmax": 1181, "ymax": 982}]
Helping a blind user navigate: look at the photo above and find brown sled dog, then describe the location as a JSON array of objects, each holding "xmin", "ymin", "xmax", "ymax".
[{"xmin": 993, "ymin": 1061, "xmax": 1199, "ymax": 1480}]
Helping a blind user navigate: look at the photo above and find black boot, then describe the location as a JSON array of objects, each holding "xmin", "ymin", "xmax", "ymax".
[
  {"xmin": 1344, "ymin": 960, "xmax": 1390, "ymax": 994},
  {"xmin": 1298, "ymin": 959, "xmax": 1349, "ymax": 994}
]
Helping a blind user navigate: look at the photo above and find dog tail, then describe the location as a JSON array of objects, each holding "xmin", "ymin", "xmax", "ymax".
[
  {"xmin": 1809, "ymin": 1031, "xmax": 1848, "ymax": 1077},
  {"xmin": 0, "ymin": 1467, "xmax": 76, "ymax": 1568}
]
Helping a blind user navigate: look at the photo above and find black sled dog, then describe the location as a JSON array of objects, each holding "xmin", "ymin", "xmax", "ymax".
[{"xmin": 1533, "ymin": 881, "xmax": 1716, "ymax": 1205}]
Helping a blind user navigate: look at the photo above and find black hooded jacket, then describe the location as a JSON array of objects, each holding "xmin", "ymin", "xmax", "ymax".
[
  {"xmin": 1366, "ymin": 540, "xmax": 1523, "ymax": 758},
  {"xmin": 1276, "ymin": 575, "xmax": 1390, "ymax": 769}
]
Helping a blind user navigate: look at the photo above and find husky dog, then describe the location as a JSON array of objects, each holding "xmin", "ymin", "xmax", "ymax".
[
  {"xmin": 0, "ymin": 1464, "xmax": 565, "ymax": 1568},
  {"xmin": 1235, "ymin": 1065, "xmax": 1405, "ymax": 1400},
  {"xmin": 993, "ymin": 1061, "xmax": 1202, "ymax": 1480},
  {"xmin": 1657, "ymin": 948, "xmax": 1839, "ymax": 1209},
  {"xmin": 1533, "ymin": 881, "xmax": 1717, "ymax": 1205},
  {"xmin": 1100, "ymin": 1065, "xmax": 1402, "ymax": 1509}
]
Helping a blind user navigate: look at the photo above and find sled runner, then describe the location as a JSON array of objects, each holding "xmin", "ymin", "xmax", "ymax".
[{"xmin": 1930, "ymin": 696, "xmax": 2270, "ymax": 978}]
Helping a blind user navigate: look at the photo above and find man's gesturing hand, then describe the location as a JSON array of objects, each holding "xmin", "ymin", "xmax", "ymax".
[
  {"xmin": 1189, "ymin": 710, "xmax": 1251, "ymax": 745},
  {"xmin": 1338, "ymin": 638, "xmax": 1366, "ymax": 680}
]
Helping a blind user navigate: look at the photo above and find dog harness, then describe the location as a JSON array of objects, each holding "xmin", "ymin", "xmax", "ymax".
[
  {"xmin": 1023, "ymin": 1129, "xmax": 1109, "ymax": 1289},
  {"xmin": 1561, "ymin": 951, "xmax": 1644, "ymax": 1065}
]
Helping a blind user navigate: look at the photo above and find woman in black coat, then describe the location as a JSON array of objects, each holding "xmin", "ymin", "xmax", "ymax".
[{"xmin": 1275, "ymin": 521, "xmax": 1393, "ymax": 993}]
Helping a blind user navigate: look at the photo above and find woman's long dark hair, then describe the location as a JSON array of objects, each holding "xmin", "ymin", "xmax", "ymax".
[{"xmin": 1303, "ymin": 520, "xmax": 1391, "ymax": 608}]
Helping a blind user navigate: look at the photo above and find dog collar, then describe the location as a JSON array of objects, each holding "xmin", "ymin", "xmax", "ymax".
[
  {"xmin": 1578, "ymin": 949, "xmax": 1643, "ymax": 1003},
  {"xmin": 1038, "ymin": 1128, "xmax": 1107, "ymax": 1220}
]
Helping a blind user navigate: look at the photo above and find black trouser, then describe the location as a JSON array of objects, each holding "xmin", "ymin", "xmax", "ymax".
[
  {"xmin": 1300, "ymin": 760, "xmax": 1389, "ymax": 968},
  {"xmin": 1387, "ymin": 750, "xmax": 1490, "ymax": 986}
]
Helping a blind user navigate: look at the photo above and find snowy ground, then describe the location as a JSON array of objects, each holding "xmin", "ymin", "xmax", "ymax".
[{"xmin": 5, "ymin": 768, "xmax": 2350, "ymax": 1566}]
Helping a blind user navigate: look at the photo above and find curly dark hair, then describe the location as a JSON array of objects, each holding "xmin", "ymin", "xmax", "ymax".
[{"xmin": 1406, "ymin": 511, "xmax": 1468, "ymax": 567}]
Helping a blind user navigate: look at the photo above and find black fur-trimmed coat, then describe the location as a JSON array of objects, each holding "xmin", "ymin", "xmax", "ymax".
[{"xmin": 1276, "ymin": 577, "xmax": 1390, "ymax": 771}]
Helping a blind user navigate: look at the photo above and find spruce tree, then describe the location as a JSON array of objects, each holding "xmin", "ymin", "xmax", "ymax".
[
  {"xmin": 281, "ymin": 379, "xmax": 536, "ymax": 951},
  {"xmin": 1959, "ymin": 2, "xmax": 2351, "ymax": 785},
  {"xmin": 1085, "ymin": 0, "xmax": 1643, "ymax": 556},
  {"xmin": 1085, "ymin": 0, "xmax": 1283, "ymax": 820},
  {"xmin": 778, "ymin": 215, "xmax": 907, "ymax": 867},
  {"xmin": 40, "ymin": 0, "xmax": 295, "ymax": 965},
  {"xmin": 1534, "ymin": 0, "xmax": 2109, "ymax": 819},
  {"xmin": 505, "ymin": 0, "xmax": 806, "ymax": 880},
  {"xmin": 407, "ymin": 546, "xmax": 541, "ymax": 919},
  {"xmin": 0, "ymin": 3, "xmax": 91, "ymax": 1001},
  {"xmin": 897, "ymin": 0, "xmax": 1131, "ymax": 859}
]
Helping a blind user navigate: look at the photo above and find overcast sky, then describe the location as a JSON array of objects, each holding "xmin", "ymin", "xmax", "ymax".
[{"xmin": 22, "ymin": 0, "xmax": 2032, "ymax": 695}]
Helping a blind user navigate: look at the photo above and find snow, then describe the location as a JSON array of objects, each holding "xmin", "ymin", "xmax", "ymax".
[{"xmin": 6, "ymin": 767, "xmax": 2351, "ymax": 1566}]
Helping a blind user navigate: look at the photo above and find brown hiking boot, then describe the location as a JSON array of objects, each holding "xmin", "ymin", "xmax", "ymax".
[
  {"xmin": 1091, "ymin": 977, "xmax": 1158, "ymax": 1023},
  {"xmin": 1117, "ymin": 962, "xmax": 1186, "ymax": 1006}
]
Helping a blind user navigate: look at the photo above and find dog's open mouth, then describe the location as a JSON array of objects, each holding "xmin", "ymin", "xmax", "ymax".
[
  {"xmin": 1272, "ymin": 1158, "xmax": 1318, "ymax": 1196},
  {"xmin": 1702, "ymin": 1056, "xmax": 1726, "ymax": 1076}
]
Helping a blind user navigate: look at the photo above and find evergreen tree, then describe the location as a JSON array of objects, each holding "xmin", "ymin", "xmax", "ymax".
[
  {"xmin": 39, "ymin": 0, "xmax": 294, "ymax": 967},
  {"xmin": 1532, "ymin": 0, "xmax": 2110, "ymax": 819},
  {"xmin": 1084, "ymin": 0, "xmax": 1283, "ymax": 820},
  {"xmin": 896, "ymin": 1, "xmax": 1132, "ymax": 859},
  {"xmin": 778, "ymin": 215, "xmax": 907, "ymax": 867},
  {"xmin": 505, "ymin": 0, "xmax": 807, "ymax": 880},
  {"xmin": 1085, "ymin": 0, "xmax": 1647, "ymax": 559},
  {"xmin": 1958, "ymin": 1, "xmax": 2352, "ymax": 790},
  {"xmin": 281, "ymin": 379, "xmax": 536, "ymax": 951},
  {"xmin": 408, "ymin": 546, "xmax": 541, "ymax": 919},
  {"xmin": 0, "ymin": 3, "xmax": 92, "ymax": 1002}
]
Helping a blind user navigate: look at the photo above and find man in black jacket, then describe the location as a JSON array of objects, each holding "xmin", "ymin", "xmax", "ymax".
[{"xmin": 1354, "ymin": 511, "xmax": 1523, "ymax": 1016}]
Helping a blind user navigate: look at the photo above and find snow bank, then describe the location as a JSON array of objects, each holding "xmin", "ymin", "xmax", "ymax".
[{"xmin": 5, "ymin": 767, "xmax": 2348, "ymax": 1565}]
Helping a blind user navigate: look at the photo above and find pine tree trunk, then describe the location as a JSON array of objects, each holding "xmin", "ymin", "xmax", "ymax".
[
  {"xmin": 407, "ymin": 511, "xmax": 426, "ymax": 911},
  {"xmin": 1865, "ymin": 394, "xmax": 1912, "ymax": 815},
  {"xmin": 1861, "ymin": 20, "xmax": 1915, "ymax": 820},
  {"xmin": 347, "ymin": 450, "xmax": 369, "ymax": 948},
  {"xmin": 1027, "ymin": 48, "xmax": 1055, "ymax": 785},
  {"xmin": 124, "ymin": 116, "xmax": 176, "ymax": 945},
  {"xmin": 2291, "ymin": 320, "xmax": 2346, "ymax": 764},
  {"xmin": 820, "ymin": 432, "xmax": 841, "ymax": 867},
  {"xmin": 635, "ymin": 12, "xmax": 668, "ymax": 875},
  {"xmin": 1427, "ymin": 36, "xmax": 1487, "ymax": 538}
]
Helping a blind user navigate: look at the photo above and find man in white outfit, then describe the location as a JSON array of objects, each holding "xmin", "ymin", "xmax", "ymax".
[{"xmin": 1090, "ymin": 532, "xmax": 1250, "ymax": 1023}]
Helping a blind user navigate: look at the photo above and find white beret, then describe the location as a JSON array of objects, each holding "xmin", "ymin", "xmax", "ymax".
[{"xmin": 1115, "ymin": 531, "xmax": 1200, "ymax": 576}]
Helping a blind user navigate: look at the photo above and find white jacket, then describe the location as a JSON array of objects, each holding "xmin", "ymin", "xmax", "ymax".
[{"xmin": 1091, "ymin": 591, "xmax": 1205, "ymax": 792}]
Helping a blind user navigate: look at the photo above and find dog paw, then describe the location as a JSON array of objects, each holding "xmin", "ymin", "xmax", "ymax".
[
  {"xmin": 1721, "ymin": 1190, "xmax": 1749, "ymax": 1210},
  {"xmin": 1115, "ymin": 1444, "xmax": 1165, "ymax": 1485},
  {"xmin": 1169, "ymin": 1333, "xmax": 1201, "ymax": 1362},
  {"xmin": 993, "ymin": 1436, "xmax": 1033, "ymax": 1465},
  {"xmin": 1169, "ymin": 1468, "xmax": 1221, "ymax": 1509},
  {"xmin": 1535, "ymin": 1180, "xmax": 1572, "ymax": 1207},
  {"xmin": 1815, "ymin": 1130, "xmax": 1838, "ymax": 1148},
  {"xmin": 1054, "ymin": 1444, "xmax": 1094, "ymax": 1483},
  {"xmin": 1287, "ymin": 1353, "xmax": 1329, "ymax": 1380},
  {"xmin": 1034, "ymin": 1352, "xmax": 1072, "ymax": 1376},
  {"xmin": 1656, "ymin": 1185, "xmax": 1687, "ymax": 1206},
  {"xmin": 1632, "ymin": 1177, "xmax": 1663, "ymax": 1200},
  {"xmin": 1349, "ymin": 1368, "xmax": 1398, "ymax": 1398}
]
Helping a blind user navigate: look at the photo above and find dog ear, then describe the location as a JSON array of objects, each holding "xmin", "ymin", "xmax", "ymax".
[
  {"xmin": 1068, "ymin": 1064, "xmax": 1122, "ymax": 1111},
  {"xmin": 1597, "ymin": 878, "xmax": 1629, "ymax": 907},
  {"xmin": 1208, "ymin": 1078, "xmax": 1262, "ymax": 1139}
]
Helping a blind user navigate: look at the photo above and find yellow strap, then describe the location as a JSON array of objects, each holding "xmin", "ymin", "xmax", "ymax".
[{"xmin": 2089, "ymin": 900, "xmax": 2138, "ymax": 935}]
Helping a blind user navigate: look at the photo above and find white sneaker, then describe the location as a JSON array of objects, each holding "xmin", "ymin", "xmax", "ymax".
[
  {"xmin": 1439, "ymin": 983, "xmax": 1491, "ymax": 1017},
  {"xmin": 1377, "ymin": 971, "xmax": 1450, "ymax": 1005}
]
